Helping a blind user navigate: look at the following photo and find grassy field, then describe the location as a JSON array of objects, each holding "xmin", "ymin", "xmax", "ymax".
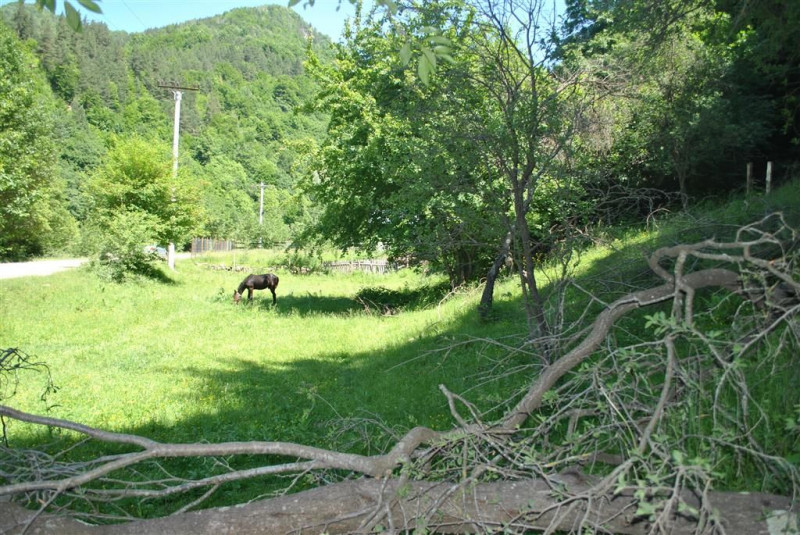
[
  {"xmin": 2, "ymin": 181, "xmax": 798, "ymax": 514},
  {"xmin": 1, "ymin": 255, "xmax": 531, "ymax": 451}
]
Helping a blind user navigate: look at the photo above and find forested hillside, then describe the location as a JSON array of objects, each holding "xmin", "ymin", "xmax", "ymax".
[
  {"xmin": 1, "ymin": 0, "xmax": 798, "ymax": 275},
  {"xmin": 0, "ymin": 2, "xmax": 333, "ymax": 260}
]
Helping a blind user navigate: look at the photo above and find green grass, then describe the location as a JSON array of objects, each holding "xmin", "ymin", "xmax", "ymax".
[
  {"xmin": 2, "ymin": 181, "xmax": 799, "ymax": 515},
  {"xmin": 1, "ymin": 254, "xmax": 535, "ymax": 514},
  {"xmin": 0, "ymin": 259, "xmax": 528, "ymax": 449}
]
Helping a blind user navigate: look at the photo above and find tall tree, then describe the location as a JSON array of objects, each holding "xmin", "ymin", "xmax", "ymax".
[
  {"xmin": 303, "ymin": 1, "xmax": 503, "ymax": 287},
  {"xmin": 304, "ymin": 0, "xmax": 597, "ymax": 338},
  {"xmin": 0, "ymin": 22, "xmax": 77, "ymax": 260},
  {"xmin": 462, "ymin": 0, "xmax": 587, "ymax": 338},
  {"xmin": 83, "ymin": 136, "xmax": 202, "ymax": 277}
]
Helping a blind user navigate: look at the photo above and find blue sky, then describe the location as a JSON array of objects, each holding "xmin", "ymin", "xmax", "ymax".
[{"xmin": 2, "ymin": 1, "xmax": 360, "ymax": 39}]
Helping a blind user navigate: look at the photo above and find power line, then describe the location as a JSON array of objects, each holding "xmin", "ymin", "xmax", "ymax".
[{"xmin": 119, "ymin": 0, "xmax": 149, "ymax": 31}]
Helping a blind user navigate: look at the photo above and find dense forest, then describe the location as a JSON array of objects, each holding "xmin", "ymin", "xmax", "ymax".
[
  {"xmin": 1, "ymin": 0, "xmax": 798, "ymax": 282},
  {"xmin": 0, "ymin": 2, "xmax": 333, "ymax": 263}
]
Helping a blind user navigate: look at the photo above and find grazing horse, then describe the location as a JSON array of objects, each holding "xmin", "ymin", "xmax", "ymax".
[{"xmin": 234, "ymin": 273, "xmax": 279, "ymax": 305}]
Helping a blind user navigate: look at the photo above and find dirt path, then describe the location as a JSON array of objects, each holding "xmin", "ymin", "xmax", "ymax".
[
  {"xmin": 0, "ymin": 253, "xmax": 193, "ymax": 280},
  {"xmin": 0, "ymin": 258, "xmax": 88, "ymax": 280}
]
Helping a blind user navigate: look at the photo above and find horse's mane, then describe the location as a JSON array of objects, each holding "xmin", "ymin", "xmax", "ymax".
[
  {"xmin": 236, "ymin": 275, "xmax": 252, "ymax": 294},
  {"xmin": 236, "ymin": 277, "xmax": 250, "ymax": 295}
]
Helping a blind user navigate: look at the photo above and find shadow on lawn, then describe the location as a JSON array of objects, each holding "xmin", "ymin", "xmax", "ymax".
[
  {"xmin": 228, "ymin": 279, "xmax": 456, "ymax": 317},
  {"xmin": 6, "ymin": 280, "xmax": 532, "ymax": 515}
]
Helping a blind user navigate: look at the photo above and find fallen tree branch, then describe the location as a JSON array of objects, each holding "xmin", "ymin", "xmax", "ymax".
[
  {"xmin": 0, "ymin": 478, "xmax": 794, "ymax": 535},
  {"xmin": 499, "ymin": 267, "xmax": 741, "ymax": 432},
  {"xmin": 0, "ymin": 405, "xmax": 441, "ymax": 490}
]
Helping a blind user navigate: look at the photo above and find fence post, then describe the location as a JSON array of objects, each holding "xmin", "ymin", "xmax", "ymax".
[
  {"xmin": 746, "ymin": 162, "xmax": 753, "ymax": 196},
  {"xmin": 766, "ymin": 161, "xmax": 772, "ymax": 194}
]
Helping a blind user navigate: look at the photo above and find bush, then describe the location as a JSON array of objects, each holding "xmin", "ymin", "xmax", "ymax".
[{"xmin": 87, "ymin": 209, "xmax": 166, "ymax": 282}]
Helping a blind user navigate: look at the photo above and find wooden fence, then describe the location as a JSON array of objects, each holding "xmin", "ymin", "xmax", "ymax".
[
  {"xmin": 324, "ymin": 260, "xmax": 396, "ymax": 274},
  {"xmin": 191, "ymin": 238, "xmax": 235, "ymax": 256}
]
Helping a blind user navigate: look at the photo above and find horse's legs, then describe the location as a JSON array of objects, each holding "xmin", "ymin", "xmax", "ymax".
[
  {"xmin": 247, "ymin": 287, "xmax": 254, "ymax": 302},
  {"xmin": 270, "ymin": 288, "xmax": 277, "ymax": 305}
]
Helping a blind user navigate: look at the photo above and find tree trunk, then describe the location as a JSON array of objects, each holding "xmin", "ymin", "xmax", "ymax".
[
  {"xmin": 514, "ymin": 188, "xmax": 549, "ymax": 341},
  {"xmin": 1, "ymin": 479, "xmax": 792, "ymax": 535},
  {"xmin": 479, "ymin": 230, "xmax": 513, "ymax": 319}
]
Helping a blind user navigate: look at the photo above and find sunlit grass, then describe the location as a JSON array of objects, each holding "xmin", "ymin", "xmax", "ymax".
[
  {"xmin": 1, "ymin": 181, "xmax": 798, "ymax": 514},
  {"xmin": 0, "ymin": 258, "xmax": 527, "ymax": 455}
]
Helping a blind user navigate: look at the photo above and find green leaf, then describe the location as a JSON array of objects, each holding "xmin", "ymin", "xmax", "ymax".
[
  {"xmin": 635, "ymin": 501, "xmax": 658, "ymax": 519},
  {"xmin": 421, "ymin": 46, "xmax": 437, "ymax": 70},
  {"xmin": 77, "ymin": 0, "xmax": 102, "ymax": 14},
  {"xmin": 36, "ymin": 0, "xmax": 56, "ymax": 13},
  {"xmin": 428, "ymin": 35, "xmax": 451, "ymax": 46},
  {"xmin": 613, "ymin": 472, "xmax": 627, "ymax": 495},
  {"xmin": 677, "ymin": 501, "xmax": 700, "ymax": 518},
  {"xmin": 417, "ymin": 55, "xmax": 431, "ymax": 85},
  {"xmin": 435, "ymin": 51, "xmax": 456, "ymax": 65},
  {"xmin": 287, "ymin": 0, "xmax": 304, "ymax": 6},
  {"xmin": 399, "ymin": 41, "xmax": 412, "ymax": 66},
  {"xmin": 64, "ymin": 2, "xmax": 82, "ymax": 31}
]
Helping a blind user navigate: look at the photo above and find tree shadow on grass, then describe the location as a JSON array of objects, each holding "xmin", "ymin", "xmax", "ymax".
[
  {"xmin": 85, "ymin": 259, "xmax": 178, "ymax": 285},
  {"xmin": 140, "ymin": 263, "xmax": 178, "ymax": 284},
  {"xmin": 225, "ymin": 279, "xmax": 456, "ymax": 317},
  {"xmin": 256, "ymin": 293, "xmax": 358, "ymax": 315},
  {"xmin": 4, "ymin": 288, "xmax": 533, "ymax": 516}
]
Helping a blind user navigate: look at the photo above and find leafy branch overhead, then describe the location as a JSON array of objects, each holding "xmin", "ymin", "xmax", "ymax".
[
  {"xmin": 290, "ymin": 0, "xmax": 453, "ymax": 84},
  {"xmin": 24, "ymin": 0, "xmax": 102, "ymax": 30}
]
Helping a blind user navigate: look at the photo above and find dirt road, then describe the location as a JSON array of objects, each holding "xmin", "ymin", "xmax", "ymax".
[
  {"xmin": 0, "ymin": 258, "xmax": 88, "ymax": 280},
  {"xmin": 0, "ymin": 253, "xmax": 194, "ymax": 280}
]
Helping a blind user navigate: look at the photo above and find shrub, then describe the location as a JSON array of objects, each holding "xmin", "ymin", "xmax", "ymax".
[{"xmin": 87, "ymin": 209, "xmax": 165, "ymax": 282}]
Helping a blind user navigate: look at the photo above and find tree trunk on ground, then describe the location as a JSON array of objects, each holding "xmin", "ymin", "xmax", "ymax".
[{"xmin": 0, "ymin": 479, "xmax": 794, "ymax": 535}]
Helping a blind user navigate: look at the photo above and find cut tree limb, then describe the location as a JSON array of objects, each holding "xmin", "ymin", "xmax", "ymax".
[
  {"xmin": 500, "ymin": 268, "xmax": 741, "ymax": 431},
  {"xmin": 0, "ymin": 479, "xmax": 794, "ymax": 534}
]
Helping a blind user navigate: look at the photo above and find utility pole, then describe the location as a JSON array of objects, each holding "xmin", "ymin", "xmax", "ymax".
[
  {"xmin": 158, "ymin": 81, "xmax": 198, "ymax": 270},
  {"xmin": 258, "ymin": 182, "xmax": 265, "ymax": 248}
]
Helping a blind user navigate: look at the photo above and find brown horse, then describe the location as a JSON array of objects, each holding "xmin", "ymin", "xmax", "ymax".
[{"xmin": 234, "ymin": 273, "xmax": 279, "ymax": 305}]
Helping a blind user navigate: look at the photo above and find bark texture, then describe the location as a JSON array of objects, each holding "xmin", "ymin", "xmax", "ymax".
[{"xmin": 1, "ymin": 479, "xmax": 794, "ymax": 535}]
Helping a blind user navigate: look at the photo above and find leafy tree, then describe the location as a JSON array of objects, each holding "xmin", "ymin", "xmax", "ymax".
[
  {"xmin": 559, "ymin": 0, "xmax": 779, "ymax": 204},
  {"xmin": 83, "ymin": 136, "xmax": 202, "ymax": 277},
  {"xmin": 254, "ymin": 184, "xmax": 292, "ymax": 247},
  {"xmin": 0, "ymin": 22, "xmax": 77, "ymax": 260},
  {"xmin": 303, "ymin": 0, "xmax": 599, "ymax": 337},
  {"xmin": 195, "ymin": 156, "xmax": 259, "ymax": 244},
  {"xmin": 303, "ymin": 1, "xmax": 504, "ymax": 287}
]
